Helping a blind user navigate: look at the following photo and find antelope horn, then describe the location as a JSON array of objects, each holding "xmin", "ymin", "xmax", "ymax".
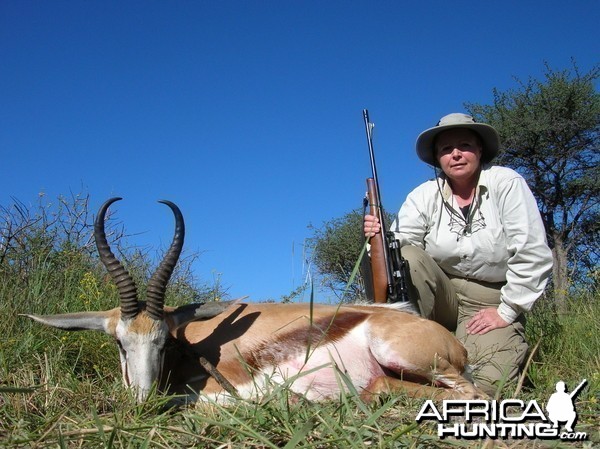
[
  {"xmin": 145, "ymin": 200, "xmax": 185, "ymax": 321},
  {"xmin": 94, "ymin": 197, "xmax": 139, "ymax": 319}
]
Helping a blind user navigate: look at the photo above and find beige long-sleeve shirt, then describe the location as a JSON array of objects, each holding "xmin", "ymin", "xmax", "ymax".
[{"xmin": 391, "ymin": 165, "xmax": 553, "ymax": 324}]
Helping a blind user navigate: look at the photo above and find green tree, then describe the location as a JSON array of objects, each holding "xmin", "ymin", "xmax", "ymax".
[
  {"xmin": 307, "ymin": 209, "xmax": 395, "ymax": 302},
  {"xmin": 466, "ymin": 61, "xmax": 599, "ymax": 301},
  {"xmin": 307, "ymin": 209, "xmax": 366, "ymax": 301}
]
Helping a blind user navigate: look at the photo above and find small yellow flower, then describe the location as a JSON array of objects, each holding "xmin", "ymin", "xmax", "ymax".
[{"xmin": 78, "ymin": 272, "xmax": 102, "ymax": 309}]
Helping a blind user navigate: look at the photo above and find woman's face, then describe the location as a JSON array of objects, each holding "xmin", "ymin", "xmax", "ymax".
[{"xmin": 435, "ymin": 128, "xmax": 483, "ymax": 184}]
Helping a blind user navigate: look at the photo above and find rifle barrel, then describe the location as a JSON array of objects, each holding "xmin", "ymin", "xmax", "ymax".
[{"xmin": 363, "ymin": 110, "xmax": 387, "ymax": 233}]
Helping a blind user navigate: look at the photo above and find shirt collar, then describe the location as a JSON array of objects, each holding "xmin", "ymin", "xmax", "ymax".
[{"xmin": 438, "ymin": 165, "xmax": 490, "ymax": 201}]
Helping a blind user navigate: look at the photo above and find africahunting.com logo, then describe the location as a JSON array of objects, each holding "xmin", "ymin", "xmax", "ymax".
[{"xmin": 416, "ymin": 379, "xmax": 589, "ymax": 441}]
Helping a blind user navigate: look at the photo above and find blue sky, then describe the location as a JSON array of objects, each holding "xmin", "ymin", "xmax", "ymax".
[{"xmin": 1, "ymin": 1, "xmax": 598, "ymax": 303}]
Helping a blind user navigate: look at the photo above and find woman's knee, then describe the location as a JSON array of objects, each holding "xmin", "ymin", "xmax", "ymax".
[
  {"xmin": 400, "ymin": 244, "xmax": 428, "ymax": 266},
  {"xmin": 463, "ymin": 329, "xmax": 529, "ymax": 396},
  {"xmin": 401, "ymin": 245, "xmax": 440, "ymax": 279},
  {"xmin": 401, "ymin": 245, "xmax": 458, "ymax": 329}
]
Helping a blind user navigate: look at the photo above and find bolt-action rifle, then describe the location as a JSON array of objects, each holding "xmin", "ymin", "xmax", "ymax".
[{"xmin": 362, "ymin": 109, "xmax": 411, "ymax": 303}]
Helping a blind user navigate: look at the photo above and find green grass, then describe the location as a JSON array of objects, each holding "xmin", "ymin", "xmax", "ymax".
[
  {"xmin": 2, "ymin": 287, "xmax": 598, "ymax": 448},
  {"xmin": 1, "ymin": 196, "xmax": 598, "ymax": 447}
]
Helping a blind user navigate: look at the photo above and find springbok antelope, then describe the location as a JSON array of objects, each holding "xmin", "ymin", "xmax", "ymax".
[{"xmin": 24, "ymin": 198, "xmax": 485, "ymax": 403}]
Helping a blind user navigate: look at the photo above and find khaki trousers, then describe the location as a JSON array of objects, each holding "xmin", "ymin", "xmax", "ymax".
[{"xmin": 402, "ymin": 245, "xmax": 528, "ymax": 395}]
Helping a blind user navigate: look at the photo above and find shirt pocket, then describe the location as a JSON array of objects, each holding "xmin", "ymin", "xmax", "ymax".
[{"xmin": 476, "ymin": 227, "xmax": 508, "ymax": 267}]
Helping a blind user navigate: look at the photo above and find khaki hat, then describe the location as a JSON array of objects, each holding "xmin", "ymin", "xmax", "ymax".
[{"xmin": 415, "ymin": 113, "xmax": 500, "ymax": 167}]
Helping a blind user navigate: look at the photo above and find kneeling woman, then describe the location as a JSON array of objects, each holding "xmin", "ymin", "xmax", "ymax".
[{"xmin": 364, "ymin": 113, "xmax": 553, "ymax": 395}]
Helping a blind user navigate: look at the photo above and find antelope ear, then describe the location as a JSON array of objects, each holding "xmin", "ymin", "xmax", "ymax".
[
  {"xmin": 168, "ymin": 298, "xmax": 244, "ymax": 328},
  {"xmin": 21, "ymin": 311, "xmax": 114, "ymax": 333}
]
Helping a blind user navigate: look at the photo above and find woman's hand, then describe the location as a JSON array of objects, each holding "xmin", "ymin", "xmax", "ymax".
[
  {"xmin": 466, "ymin": 308, "xmax": 509, "ymax": 335},
  {"xmin": 364, "ymin": 214, "xmax": 381, "ymax": 238}
]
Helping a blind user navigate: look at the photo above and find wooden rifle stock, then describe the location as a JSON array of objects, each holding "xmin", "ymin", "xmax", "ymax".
[
  {"xmin": 366, "ymin": 178, "xmax": 389, "ymax": 303},
  {"xmin": 362, "ymin": 109, "xmax": 411, "ymax": 304}
]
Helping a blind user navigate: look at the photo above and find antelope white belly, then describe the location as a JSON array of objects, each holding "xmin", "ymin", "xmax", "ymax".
[{"xmin": 236, "ymin": 321, "xmax": 385, "ymax": 401}]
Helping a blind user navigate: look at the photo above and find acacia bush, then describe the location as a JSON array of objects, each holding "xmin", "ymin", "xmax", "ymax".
[{"xmin": 0, "ymin": 193, "xmax": 225, "ymax": 392}]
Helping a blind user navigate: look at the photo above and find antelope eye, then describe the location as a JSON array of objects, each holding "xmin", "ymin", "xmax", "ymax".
[{"xmin": 152, "ymin": 337, "xmax": 166, "ymax": 349}]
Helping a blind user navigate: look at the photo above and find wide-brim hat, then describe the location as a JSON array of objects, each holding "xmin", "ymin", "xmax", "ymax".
[{"xmin": 415, "ymin": 113, "xmax": 500, "ymax": 167}]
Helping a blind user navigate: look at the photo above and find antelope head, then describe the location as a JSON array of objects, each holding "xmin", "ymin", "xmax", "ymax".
[{"xmin": 23, "ymin": 197, "xmax": 233, "ymax": 402}]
